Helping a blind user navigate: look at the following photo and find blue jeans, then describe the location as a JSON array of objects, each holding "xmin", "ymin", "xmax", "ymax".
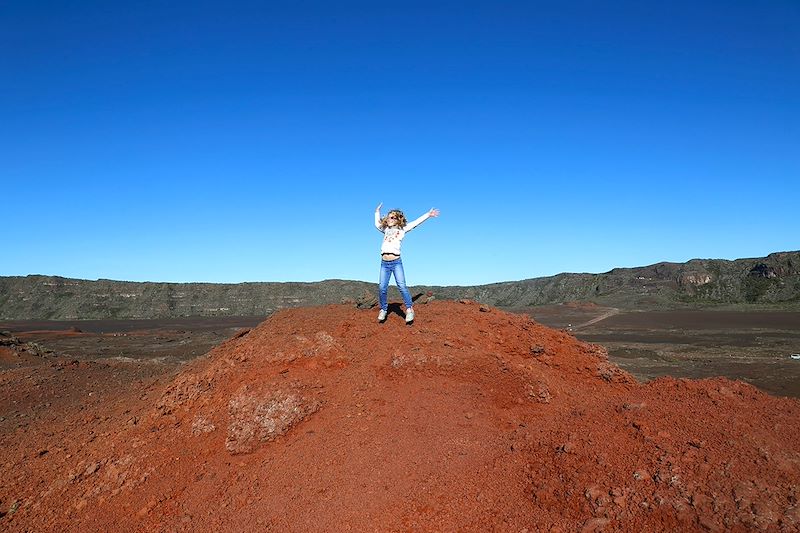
[{"xmin": 378, "ymin": 258, "xmax": 413, "ymax": 311}]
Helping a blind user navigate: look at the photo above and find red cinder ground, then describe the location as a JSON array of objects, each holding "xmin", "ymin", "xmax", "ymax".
[{"xmin": 1, "ymin": 301, "xmax": 799, "ymax": 532}]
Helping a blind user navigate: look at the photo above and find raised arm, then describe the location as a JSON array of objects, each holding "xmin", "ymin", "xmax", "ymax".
[
  {"xmin": 404, "ymin": 208, "xmax": 440, "ymax": 232},
  {"xmin": 374, "ymin": 202, "xmax": 384, "ymax": 231}
]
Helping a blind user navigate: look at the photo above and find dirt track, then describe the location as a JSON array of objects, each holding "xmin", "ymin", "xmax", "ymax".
[
  {"xmin": 2, "ymin": 301, "xmax": 799, "ymax": 531},
  {"xmin": 521, "ymin": 304, "xmax": 800, "ymax": 399}
]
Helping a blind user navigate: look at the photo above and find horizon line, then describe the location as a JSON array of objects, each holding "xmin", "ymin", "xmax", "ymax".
[{"xmin": 3, "ymin": 250, "xmax": 796, "ymax": 288}]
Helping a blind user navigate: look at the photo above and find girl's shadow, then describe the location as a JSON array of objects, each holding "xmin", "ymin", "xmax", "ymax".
[
  {"xmin": 387, "ymin": 302, "xmax": 407, "ymax": 319},
  {"xmin": 387, "ymin": 294, "xmax": 424, "ymax": 319}
]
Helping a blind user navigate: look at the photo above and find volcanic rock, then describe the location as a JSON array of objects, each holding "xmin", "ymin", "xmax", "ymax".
[{"xmin": 2, "ymin": 301, "xmax": 799, "ymax": 532}]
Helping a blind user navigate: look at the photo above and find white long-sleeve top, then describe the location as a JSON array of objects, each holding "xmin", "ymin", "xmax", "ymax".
[{"xmin": 375, "ymin": 211, "xmax": 430, "ymax": 256}]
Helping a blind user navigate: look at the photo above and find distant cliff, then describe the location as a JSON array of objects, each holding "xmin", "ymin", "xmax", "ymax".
[
  {"xmin": 1, "ymin": 251, "xmax": 798, "ymax": 319},
  {"xmin": 441, "ymin": 251, "xmax": 800, "ymax": 309},
  {"xmin": 0, "ymin": 278, "xmax": 374, "ymax": 320}
]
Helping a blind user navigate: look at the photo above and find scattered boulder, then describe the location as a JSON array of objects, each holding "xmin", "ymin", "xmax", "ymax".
[
  {"xmin": 0, "ymin": 331, "xmax": 21, "ymax": 346},
  {"xmin": 355, "ymin": 290, "xmax": 378, "ymax": 309},
  {"xmin": 225, "ymin": 383, "xmax": 321, "ymax": 454}
]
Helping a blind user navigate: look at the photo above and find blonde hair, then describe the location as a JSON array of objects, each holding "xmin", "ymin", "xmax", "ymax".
[{"xmin": 379, "ymin": 209, "xmax": 407, "ymax": 229}]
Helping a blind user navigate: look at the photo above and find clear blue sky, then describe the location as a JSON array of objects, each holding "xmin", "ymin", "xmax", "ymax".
[{"xmin": 2, "ymin": 1, "xmax": 798, "ymax": 286}]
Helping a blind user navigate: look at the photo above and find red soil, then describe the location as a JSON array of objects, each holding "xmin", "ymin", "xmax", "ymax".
[
  {"xmin": 0, "ymin": 347, "xmax": 18, "ymax": 364},
  {"xmin": 2, "ymin": 301, "xmax": 799, "ymax": 532}
]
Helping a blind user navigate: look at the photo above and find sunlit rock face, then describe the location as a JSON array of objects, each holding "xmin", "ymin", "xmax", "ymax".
[{"xmin": 680, "ymin": 272, "xmax": 713, "ymax": 286}]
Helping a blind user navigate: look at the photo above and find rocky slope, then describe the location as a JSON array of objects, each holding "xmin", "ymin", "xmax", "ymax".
[
  {"xmin": 447, "ymin": 251, "xmax": 800, "ymax": 309},
  {"xmin": 1, "ymin": 301, "xmax": 798, "ymax": 531},
  {"xmin": 1, "ymin": 251, "xmax": 798, "ymax": 319}
]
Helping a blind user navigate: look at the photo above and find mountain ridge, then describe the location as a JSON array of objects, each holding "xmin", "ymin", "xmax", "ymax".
[{"xmin": 1, "ymin": 251, "xmax": 798, "ymax": 319}]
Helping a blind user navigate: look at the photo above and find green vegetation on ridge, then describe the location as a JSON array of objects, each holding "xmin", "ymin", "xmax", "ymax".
[{"xmin": 1, "ymin": 252, "xmax": 798, "ymax": 320}]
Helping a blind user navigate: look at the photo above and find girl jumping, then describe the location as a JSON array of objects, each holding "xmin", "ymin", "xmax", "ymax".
[{"xmin": 374, "ymin": 203, "xmax": 440, "ymax": 324}]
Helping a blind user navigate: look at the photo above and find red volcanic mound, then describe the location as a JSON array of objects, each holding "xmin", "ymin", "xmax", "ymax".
[{"xmin": 3, "ymin": 301, "xmax": 800, "ymax": 532}]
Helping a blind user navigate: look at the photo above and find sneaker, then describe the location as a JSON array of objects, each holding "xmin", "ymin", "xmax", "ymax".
[
  {"xmin": 377, "ymin": 309, "xmax": 387, "ymax": 323},
  {"xmin": 405, "ymin": 308, "xmax": 415, "ymax": 324}
]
